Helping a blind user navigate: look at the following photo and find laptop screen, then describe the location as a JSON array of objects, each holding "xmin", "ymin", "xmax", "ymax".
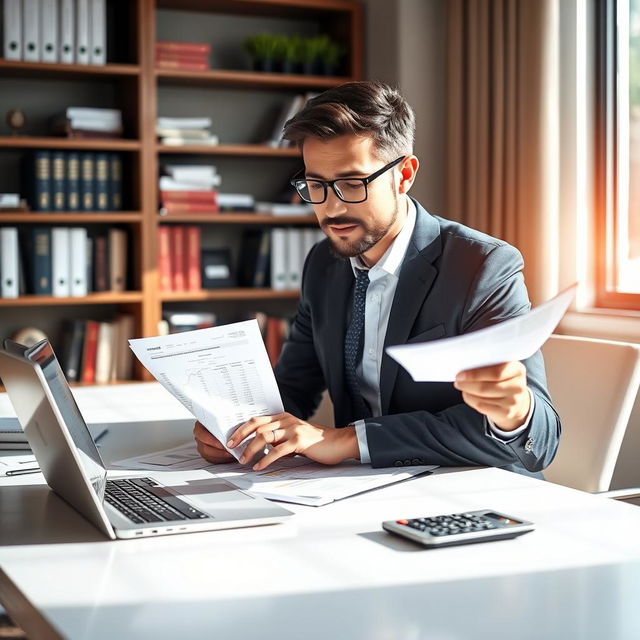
[{"xmin": 24, "ymin": 341, "xmax": 107, "ymax": 496}]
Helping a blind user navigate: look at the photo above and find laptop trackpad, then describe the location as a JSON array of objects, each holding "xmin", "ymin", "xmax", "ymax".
[{"xmin": 174, "ymin": 479, "xmax": 255, "ymax": 504}]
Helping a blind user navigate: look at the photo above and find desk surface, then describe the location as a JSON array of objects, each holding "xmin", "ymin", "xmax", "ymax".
[{"xmin": 2, "ymin": 421, "xmax": 640, "ymax": 639}]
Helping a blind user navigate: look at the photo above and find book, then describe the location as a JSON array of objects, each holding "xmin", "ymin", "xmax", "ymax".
[
  {"xmin": 94, "ymin": 321, "xmax": 113, "ymax": 384},
  {"xmin": 265, "ymin": 316, "xmax": 286, "ymax": 367},
  {"xmin": 157, "ymin": 116, "xmax": 212, "ymax": 130},
  {"xmin": 155, "ymin": 41, "xmax": 211, "ymax": 55},
  {"xmin": 286, "ymin": 229, "xmax": 303, "ymax": 290},
  {"xmin": 51, "ymin": 151, "xmax": 66, "ymax": 211},
  {"xmin": 160, "ymin": 191, "xmax": 218, "ymax": 204},
  {"xmin": 31, "ymin": 227, "xmax": 52, "ymax": 295},
  {"xmin": 170, "ymin": 226, "xmax": 186, "ymax": 291},
  {"xmin": 109, "ymin": 153, "xmax": 122, "ymax": 210},
  {"xmin": 159, "ymin": 135, "xmax": 219, "ymax": 146},
  {"xmin": 113, "ymin": 314, "xmax": 135, "ymax": 381},
  {"xmin": 23, "ymin": 151, "xmax": 52, "ymax": 211},
  {"xmin": 158, "ymin": 226, "xmax": 172, "ymax": 291},
  {"xmin": 60, "ymin": 318, "xmax": 86, "ymax": 382},
  {"xmin": 185, "ymin": 226, "xmax": 201, "ymax": 291},
  {"xmin": 81, "ymin": 319, "xmax": 100, "ymax": 383},
  {"xmin": 238, "ymin": 229, "xmax": 270, "ymax": 288},
  {"xmin": 80, "ymin": 152, "xmax": 95, "ymax": 211},
  {"xmin": 266, "ymin": 94, "xmax": 305, "ymax": 147},
  {"xmin": 92, "ymin": 233, "xmax": 109, "ymax": 291},
  {"xmin": 156, "ymin": 59, "xmax": 209, "ymax": 71},
  {"xmin": 94, "ymin": 152, "xmax": 109, "ymax": 211},
  {"xmin": 159, "ymin": 175, "xmax": 220, "ymax": 191},
  {"xmin": 155, "ymin": 52, "xmax": 209, "ymax": 64},
  {"xmin": 161, "ymin": 202, "xmax": 219, "ymax": 215},
  {"xmin": 66, "ymin": 151, "xmax": 80, "ymax": 211},
  {"xmin": 108, "ymin": 228, "xmax": 127, "ymax": 291}
]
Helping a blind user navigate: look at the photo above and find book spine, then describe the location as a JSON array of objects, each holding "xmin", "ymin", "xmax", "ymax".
[
  {"xmin": 0, "ymin": 227, "xmax": 20, "ymax": 298},
  {"xmin": 155, "ymin": 59, "xmax": 209, "ymax": 71},
  {"xmin": 32, "ymin": 226, "xmax": 52, "ymax": 295},
  {"xmin": 108, "ymin": 228, "xmax": 126, "ymax": 291},
  {"xmin": 160, "ymin": 191, "xmax": 218, "ymax": 203},
  {"xmin": 24, "ymin": 150, "xmax": 52, "ymax": 211},
  {"xmin": 162, "ymin": 202, "xmax": 219, "ymax": 214},
  {"xmin": 94, "ymin": 321, "xmax": 113, "ymax": 384},
  {"xmin": 81, "ymin": 320, "xmax": 99, "ymax": 383},
  {"xmin": 61, "ymin": 319, "xmax": 86, "ymax": 382},
  {"xmin": 80, "ymin": 152, "xmax": 95, "ymax": 211},
  {"xmin": 92, "ymin": 233, "xmax": 108, "ymax": 291},
  {"xmin": 51, "ymin": 227, "xmax": 71, "ymax": 297},
  {"xmin": 109, "ymin": 153, "xmax": 122, "ymax": 210},
  {"xmin": 59, "ymin": 0, "xmax": 75, "ymax": 63},
  {"xmin": 66, "ymin": 152, "xmax": 80, "ymax": 211},
  {"xmin": 23, "ymin": 0, "xmax": 40, "ymax": 61},
  {"xmin": 155, "ymin": 52, "xmax": 209, "ymax": 64},
  {"xmin": 51, "ymin": 151, "xmax": 66, "ymax": 211},
  {"xmin": 69, "ymin": 227, "xmax": 88, "ymax": 296},
  {"xmin": 94, "ymin": 152, "xmax": 109, "ymax": 211},
  {"xmin": 185, "ymin": 226, "xmax": 201, "ymax": 291},
  {"xmin": 3, "ymin": 0, "xmax": 22, "ymax": 60},
  {"xmin": 158, "ymin": 226, "xmax": 172, "ymax": 291},
  {"xmin": 155, "ymin": 41, "xmax": 211, "ymax": 54},
  {"xmin": 254, "ymin": 231, "xmax": 271, "ymax": 287},
  {"xmin": 170, "ymin": 225, "xmax": 186, "ymax": 291}
]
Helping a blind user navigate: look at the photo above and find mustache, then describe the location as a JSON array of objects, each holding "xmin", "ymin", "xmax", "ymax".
[{"xmin": 321, "ymin": 217, "xmax": 361, "ymax": 228}]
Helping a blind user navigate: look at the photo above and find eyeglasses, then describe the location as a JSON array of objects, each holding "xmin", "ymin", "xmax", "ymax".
[{"xmin": 290, "ymin": 156, "xmax": 405, "ymax": 204}]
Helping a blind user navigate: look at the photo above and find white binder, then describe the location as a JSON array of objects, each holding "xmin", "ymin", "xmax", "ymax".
[
  {"xmin": 3, "ymin": 0, "xmax": 22, "ymax": 60},
  {"xmin": 75, "ymin": 0, "xmax": 89, "ymax": 64},
  {"xmin": 59, "ymin": 0, "xmax": 74, "ymax": 63},
  {"xmin": 270, "ymin": 228, "xmax": 289, "ymax": 291},
  {"xmin": 40, "ymin": 0, "xmax": 57, "ymax": 62},
  {"xmin": 69, "ymin": 227, "xmax": 88, "ymax": 297},
  {"xmin": 89, "ymin": 0, "xmax": 104, "ymax": 64},
  {"xmin": 0, "ymin": 227, "xmax": 20, "ymax": 299},
  {"xmin": 52, "ymin": 227, "xmax": 71, "ymax": 297},
  {"xmin": 286, "ymin": 229, "xmax": 303, "ymax": 291},
  {"xmin": 22, "ymin": 0, "xmax": 40, "ymax": 61}
]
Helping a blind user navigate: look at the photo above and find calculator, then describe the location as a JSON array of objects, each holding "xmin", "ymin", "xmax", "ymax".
[{"xmin": 382, "ymin": 509, "xmax": 535, "ymax": 548}]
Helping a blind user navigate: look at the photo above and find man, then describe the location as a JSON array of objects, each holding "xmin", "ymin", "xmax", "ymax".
[{"xmin": 194, "ymin": 81, "xmax": 560, "ymax": 477}]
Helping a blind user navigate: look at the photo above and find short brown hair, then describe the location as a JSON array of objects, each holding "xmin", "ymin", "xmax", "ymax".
[{"xmin": 282, "ymin": 80, "xmax": 415, "ymax": 161}]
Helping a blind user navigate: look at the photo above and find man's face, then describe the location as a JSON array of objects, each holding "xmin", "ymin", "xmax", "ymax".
[{"xmin": 302, "ymin": 135, "xmax": 404, "ymax": 260}]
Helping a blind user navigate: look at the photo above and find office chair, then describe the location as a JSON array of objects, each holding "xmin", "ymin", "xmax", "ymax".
[{"xmin": 541, "ymin": 334, "xmax": 640, "ymax": 493}]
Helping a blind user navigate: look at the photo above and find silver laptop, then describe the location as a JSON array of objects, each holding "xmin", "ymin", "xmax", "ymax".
[{"xmin": 0, "ymin": 339, "xmax": 292, "ymax": 540}]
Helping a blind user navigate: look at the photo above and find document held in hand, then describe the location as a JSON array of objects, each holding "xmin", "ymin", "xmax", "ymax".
[
  {"xmin": 386, "ymin": 284, "xmax": 577, "ymax": 382},
  {"xmin": 128, "ymin": 320, "xmax": 284, "ymax": 460}
]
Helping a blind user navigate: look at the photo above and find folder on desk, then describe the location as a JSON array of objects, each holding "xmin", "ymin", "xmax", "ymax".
[{"xmin": 3, "ymin": 0, "xmax": 23, "ymax": 60}]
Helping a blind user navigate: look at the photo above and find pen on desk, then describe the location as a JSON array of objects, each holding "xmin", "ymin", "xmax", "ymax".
[
  {"xmin": 6, "ymin": 467, "xmax": 40, "ymax": 476},
  {"xmin": 94, "ymin": 428, "xmax": 109, "ymax": 446}
]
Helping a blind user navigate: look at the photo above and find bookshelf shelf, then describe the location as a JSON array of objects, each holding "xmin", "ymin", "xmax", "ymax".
[
  {"xmin": 0, "ymin": 292, "xmax": 144, "ymax": 307},
  {"xmin": 0, "ymin": 59, "xmax": 141, "ymax": 78},
  {"xmin": 156, "ymin": 143, "xmax": 300, "ymax": 157},
  {"xmin": 161, "ymin": 289, "xmax": 300, "ymax": 302},
  {"xmin": 0, "ymin": 137, "xmax": 141, "ymax": 151},
  {"xmin": 158, "ymin": 213, "xmax": 316, "ymax": 224},
  {"xmin": 155, "ymin": 68, "xmax": 351, "ymax": 90},
  {"xmin": 0, "ymin": 212, "xmax": 143, "ymax": 224}
]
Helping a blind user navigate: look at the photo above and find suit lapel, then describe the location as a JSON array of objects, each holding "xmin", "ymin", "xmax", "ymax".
[{"xmin": 380, "ymin": 200, "xmax": 442, "ymax": 414}]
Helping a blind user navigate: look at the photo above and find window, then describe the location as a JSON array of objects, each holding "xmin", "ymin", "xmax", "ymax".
[{"xmin": 596, "ymin": 0, "xmax": 640, "ymax": 309}]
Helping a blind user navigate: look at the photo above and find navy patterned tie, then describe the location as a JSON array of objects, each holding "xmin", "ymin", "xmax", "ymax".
[{"xmin": 344, "ymin": 268, "xmax": 370, "ymax": 418}]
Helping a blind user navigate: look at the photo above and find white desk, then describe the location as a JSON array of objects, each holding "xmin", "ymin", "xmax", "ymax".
[{"xmin": 2, "ymin": 420, "xmax": 640, "ymax": 639}]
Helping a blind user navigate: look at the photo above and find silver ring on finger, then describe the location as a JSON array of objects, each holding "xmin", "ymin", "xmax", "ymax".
[{"xmin": 270, "ymin": 428, "xmax": 279, "ymax": 444}]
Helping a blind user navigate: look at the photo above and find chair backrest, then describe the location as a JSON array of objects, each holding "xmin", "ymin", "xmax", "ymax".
[{"xmin": 542, "ymin": 335, "xmax": 640, "ymax": 492}]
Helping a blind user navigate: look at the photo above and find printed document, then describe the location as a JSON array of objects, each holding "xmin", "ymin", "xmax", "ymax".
[
  {"xmin": 112, "ymin": 442, "xmax": 437, "ymax": 506},
  {"xmin": 128, "ymin": 320, "xmax": 283, "ymax": 461},
  {"xmin": 387, "ymin": 284, "xmax": 576, "ymax": 381}
]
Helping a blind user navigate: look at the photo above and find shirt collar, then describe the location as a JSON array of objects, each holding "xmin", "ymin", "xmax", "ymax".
[{"xmin": 349, "ymin": 197, "xmax": 417, "ymax": 279}]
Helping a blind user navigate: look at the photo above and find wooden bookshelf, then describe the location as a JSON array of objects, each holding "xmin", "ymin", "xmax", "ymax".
[
  {"xmin": 161, "ymin": 288, "xmax": 300, "ymax": 302},
  {"xmin": 158, "ymin": 213, "xmax": 316, "ymax": 224},
  {"xmin": 0, "ymin": 0, "xmax": 363, "ymax": 383}
]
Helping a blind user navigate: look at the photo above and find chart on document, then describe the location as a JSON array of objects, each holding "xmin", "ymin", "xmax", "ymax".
[{"xmin": 128, "ymin": 321, "xmax": 284, "ymax": 459}]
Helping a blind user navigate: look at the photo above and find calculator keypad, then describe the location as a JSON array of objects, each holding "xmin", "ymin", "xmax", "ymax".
[{"xmin": 404, "ymin": 513, "xmax": 498, "ymax": 537}]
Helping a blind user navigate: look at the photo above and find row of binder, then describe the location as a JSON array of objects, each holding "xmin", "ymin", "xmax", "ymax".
[
  {"xmin": 0, "ymin": 225, "xmax": 127, "ymax": 298},
  {"xmin": 3, "ymin": 0, "xmax": 106, "ymax": 65}
]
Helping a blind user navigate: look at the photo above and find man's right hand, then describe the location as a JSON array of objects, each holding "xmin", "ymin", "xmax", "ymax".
[{"xmin": 193, "ymin": 421, "xmax": 235, "ymax": 464}]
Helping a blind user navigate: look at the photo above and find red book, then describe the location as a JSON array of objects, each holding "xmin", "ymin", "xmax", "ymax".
[
  {"xmin": 265, "ymin": 317, "xmax": 284, "ymax": 367},
  {"xmin": 163, "ymin": 201, "xmax": 219, "ymax": 214},
  {"xmin": 155, "ymin": 52, "xmax": 209, "ymax": 64},
  {"xmin": 170, "ymin": 226, "xmax": 186, "ymax": 291},
  {"xmin": 81, "ymin": 320, "xmax": 100, "ymax": 383},
  {"xmin": 156, "ymin": 41, "xmax": 211, "ymax": 55},
  {"xmin": 158, "ymin": 226, "xmax": 172, "ymax": 291},
  {"xmin": 156, "ymin": 59, "xmax": 209, "ymax": 71},
  {"xmin": 161, "ymin": 190, "xmax": 218, "ymax": 204},
  {"xmin": 185, "ymin": 226, "xmax": 201, "ymax": 291}
]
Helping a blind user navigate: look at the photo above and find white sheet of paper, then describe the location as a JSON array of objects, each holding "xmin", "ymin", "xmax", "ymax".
[
  {"xmin": 128, "ymin": 320, "xmax": 284, "ymax": 461},
  {"xmin": 111, "ymin": 442, "xmax": 437, "ymax": 507},
  {"xmin": 386, "ymin": 284, "xmax": 577, "ymax": 382}
]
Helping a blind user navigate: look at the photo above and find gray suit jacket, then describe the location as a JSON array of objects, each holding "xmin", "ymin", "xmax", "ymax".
[{"xmin": 274, "ymin": 199, "xmax": 561, "ymax": 477}]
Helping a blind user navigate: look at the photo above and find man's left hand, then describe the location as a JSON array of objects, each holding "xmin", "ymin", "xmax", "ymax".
[
  {"xmin": 227, "ymin": 412, "xmax": 360, "ymax": 471},
  {"xmin": 454, "ymin": 361, "xmax": 531, "ymax": 431}
]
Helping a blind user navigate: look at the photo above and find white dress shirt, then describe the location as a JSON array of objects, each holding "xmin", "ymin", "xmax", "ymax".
[{"xmin": 348, "ymin": 198, "xmax": 533, "ymax": 463}]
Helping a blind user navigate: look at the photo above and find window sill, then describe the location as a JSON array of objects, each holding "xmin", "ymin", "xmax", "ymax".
[{"xmin": 558, "ymin": 309, "xmax": 640, "ymax": 344}]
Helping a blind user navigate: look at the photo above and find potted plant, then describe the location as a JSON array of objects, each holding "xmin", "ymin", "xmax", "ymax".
[
  {"xmin": 244, "ymin": 33, "xmax": 279, "ymax": 72},
  {"xmin": 300, "ymin": 35, "xmax": 327, "ymax": 75},
  {"xmin": 282, "ymin": 35, "xmax": 304, "ymax": 74},
  {"xmin": 319, "ymin": 38, "xmax": 345, "ymax": 76}
]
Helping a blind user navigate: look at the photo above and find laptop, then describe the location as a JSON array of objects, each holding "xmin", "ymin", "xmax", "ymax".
[{"xmin": 0, "ymin": 339, "xmax": 293, "ymax": 540}]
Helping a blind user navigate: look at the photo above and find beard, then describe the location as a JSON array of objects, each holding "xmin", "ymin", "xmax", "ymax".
[{"xmin": 325, "ymin": 194, "xmax": 400, "ymax": 260}]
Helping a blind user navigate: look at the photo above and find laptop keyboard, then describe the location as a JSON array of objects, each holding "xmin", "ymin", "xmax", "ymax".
[{"xmin": 105, "ymin": 477, "xmax": 209, "ymax": 524}]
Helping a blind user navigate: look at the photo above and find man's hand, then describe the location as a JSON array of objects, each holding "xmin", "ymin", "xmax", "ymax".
[
  {"xmin": 227, "ymin": 412, "xmax": 359, "ymax": 471},
  {"xmin": 193, "ymin": 421, "xmax": 235, "ymax": 464},
  {"xmin": 454, "ymin": 361, "xmax": 531, "ymax": 431}
]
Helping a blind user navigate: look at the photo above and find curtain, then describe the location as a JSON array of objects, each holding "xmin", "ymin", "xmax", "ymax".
[{"xmin": 446, "ymin": 0, "xmax": 559, "ymax": 305}]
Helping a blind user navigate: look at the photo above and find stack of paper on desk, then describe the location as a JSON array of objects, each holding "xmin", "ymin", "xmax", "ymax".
[
  {"xmin": 111, "ymin": 442, "xmax": 436, "ymax": 507},
  {"xmin": 128, "ymin": 320, "xmax": 284, "ymax": 461}
]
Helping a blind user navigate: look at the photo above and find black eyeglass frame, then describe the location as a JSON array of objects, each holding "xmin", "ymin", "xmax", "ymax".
[{"xmin": 290, "ymin": 155, "xmax": 406, "ymax": 204}]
